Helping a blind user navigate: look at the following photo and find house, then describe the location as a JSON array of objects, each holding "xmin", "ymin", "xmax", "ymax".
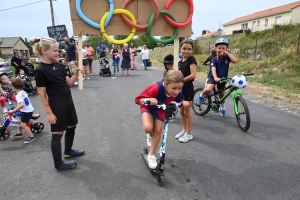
[
  {"xmin": 0, "ymin": 37, "xmax": 30, "ymax": 60},
  {"xmin": 196, "ymin": 30, "xmax": 223, "ymax": 40},
  {"xmin": 223, "ymin": 1, "xmax": 300, "ymax": 35}
]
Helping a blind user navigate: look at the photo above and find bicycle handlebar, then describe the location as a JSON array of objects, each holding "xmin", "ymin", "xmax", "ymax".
[{"xmin": 143, "ymin": 100, "xmax": 182, "ymax": 108}]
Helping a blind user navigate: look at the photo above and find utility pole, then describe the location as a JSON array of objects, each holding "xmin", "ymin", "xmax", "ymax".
[{"xmin": 49, "ymin": 0, "xmax": 55, "ymax": 26}]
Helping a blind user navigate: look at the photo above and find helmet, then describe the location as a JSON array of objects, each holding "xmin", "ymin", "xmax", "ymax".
[
  {"xmin": 163, "ymin": 54, "xmax": 174, "ymax": 68},
  {"xmin": 215, "ymin": 38, "xmax": 229, "ymax": 47},
  {"xmin": 178, "ymin": 53, "xmax": 183, "ymax": 59}
]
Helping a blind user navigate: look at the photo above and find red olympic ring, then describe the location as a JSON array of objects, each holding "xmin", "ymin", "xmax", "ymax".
[
  {"xmin": 120, "ymin": 0, "xmax": 160, "ymax": 31},
  {"xmin": 163, "ymin": 0, "xmax": 193, "ymax": 28}
]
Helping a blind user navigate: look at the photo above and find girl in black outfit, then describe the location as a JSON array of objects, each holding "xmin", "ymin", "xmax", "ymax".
[
  {"xmin": 32, "ymin": 37, "xmax": 85, "ymax": 171},
  {"xmin": 175, "ymin": 39, "xmax": 197, "ymax": 143}
]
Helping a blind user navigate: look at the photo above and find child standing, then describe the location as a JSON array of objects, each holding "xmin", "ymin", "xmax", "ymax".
[
  {"xmin": 197, "ymin": 38, "xmax": 237, "ymax": 117},
  {"xmin": 0, "ymin": 74, "xmax": 17, "ymax": 113},
  {"xmin": 175, "ymin": 39, "xmax": 197, "ymax": 143},
  {"xmin": 31, "ymin": 37, "xmax": 84, "ymax": 171},
  {"xmin": 162, "ymin": 54, "xmax": 174, "ymax": 78},
  {"xmin": 8, "ymin": 78, "xmax": 36, "ymax": 143},
  {"xmin": 135, "ymin": 70, "xmax": 188, "ymax": 169}
]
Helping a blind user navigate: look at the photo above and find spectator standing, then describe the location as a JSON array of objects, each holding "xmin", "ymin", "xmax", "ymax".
[
  {"xmin": 84, "ymin": 42, "xmax": 94, "ymax": 75},
  {"xmin": 110, "ymin": 44, "xmax": 120, "ymax": 76},
  {"xmin": 130, "ymin": 43, "xmax": 137, "ymax": 70},
  {"xmin": 121, "ymin": 43, "xmax": 131, "ymax": 76},
  {"xmin": 96, "ymin": 41, "xmax": 107, "ymax": 64},
  {"xmin": 140, "ymin": 45, "xmax": 150, "ymax": 70},
  {"xmin": 64, "ymin": 37, "xmax": 78, "ymax": 86},
  {"xmin": 11, "ymin": 51, "xmax": 22, "ymax": 75}
]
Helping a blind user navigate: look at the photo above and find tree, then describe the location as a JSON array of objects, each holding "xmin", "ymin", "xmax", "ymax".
[{"xmin": 202, "ymin": 30, "xmax": 207, "ymax": 35}]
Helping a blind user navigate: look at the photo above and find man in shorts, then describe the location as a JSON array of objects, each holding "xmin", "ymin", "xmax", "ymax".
[{"xmin": 64, "ymin": 37, "xmax": 78, "ymax": 86}]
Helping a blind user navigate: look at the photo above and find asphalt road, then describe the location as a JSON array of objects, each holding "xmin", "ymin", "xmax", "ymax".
[{"xmin": 1, "ymin": 55, "xmax": 300, "ymax": 200}]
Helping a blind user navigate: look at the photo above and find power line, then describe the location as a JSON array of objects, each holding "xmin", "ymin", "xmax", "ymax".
[{"xmin": 0, "ymin": 0, "xmax": 47, "ymax": 12}]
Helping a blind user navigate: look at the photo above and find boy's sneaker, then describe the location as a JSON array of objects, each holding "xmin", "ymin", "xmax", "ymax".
[
  {"xmin": 64, "ymin": 149, "xmax": 85, "ymax": 158},
  {"xmin": 147, "ymin": 154, "xmax": 157, "ymax": 169},
  {"xmin": 175, "ymin": 130, "xmax": 186, "ymax": 139},
  {"xmin": 179, "ymin": 133, "xmax": 193, "ymax": 143},
  {"xmin": 146, "ymin": 134, "xmax": 152, "ymax": 147},
  {"xmin": 13, "ymin": 133, "xmax": 23, "ymax": 138},
  {"xmin": 168, "ymin": 117, "xmax": 173, "ymax": 122},
  {"xmin": 57, "ymin": 160, "xmax": 77, "ymax": 171},
  {"xmin": 3, "ymin": 107, "xmax": 8, "ymax": 113},
  {"xmin": 220, "ymin": 109, "xmax": 227, "ymax": 118},
  {"xmin": 24, "ymin": 136, "xmax": 36, "ymax": 144},
  {"xmin": 197, "ymin": 96, "xmax": 203, "ymax": 105}
]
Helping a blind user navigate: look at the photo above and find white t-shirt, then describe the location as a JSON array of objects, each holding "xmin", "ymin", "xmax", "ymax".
[
  {"xmin": 141, "ymin": 49, "xmax": 150, "ymax": 60},
  {"xmin": 16, "ymin": 90, "xmax": 34, "ymax": 112},
  {"xmin": 82, "ymin": 49, "xmax": 87, "ymax": 59}
]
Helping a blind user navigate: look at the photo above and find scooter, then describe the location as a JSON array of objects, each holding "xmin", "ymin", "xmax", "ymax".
[
  {"xmin": 0, "ymin": 111, "xmax": 44, "ymax": 142},
  {"xmin": 141, "ymin": 101, "xmax": 181, "ymax": 186}
]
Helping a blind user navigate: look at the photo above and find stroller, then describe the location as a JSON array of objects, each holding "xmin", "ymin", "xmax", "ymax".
[
  {"xmin": 99, "ymin": 57, "xmax": 111, "ymax": 77},
  {"xmin": 15, "ymin": 69, "xmax": 37, "ymax": 95}
]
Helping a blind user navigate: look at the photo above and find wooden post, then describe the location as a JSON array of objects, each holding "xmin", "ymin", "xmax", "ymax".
[
  {"xmin": 173, "ymin": 37, "xmax": 180, "ymax": 70},
  {"xmin": 77, "ymin": 34, "xmax": 83, "ymax": 90}
]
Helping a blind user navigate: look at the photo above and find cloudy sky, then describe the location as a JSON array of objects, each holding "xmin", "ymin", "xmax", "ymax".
[{"xmin": 0, "ymin": 0, "xmax": 294, "ymax": 41}]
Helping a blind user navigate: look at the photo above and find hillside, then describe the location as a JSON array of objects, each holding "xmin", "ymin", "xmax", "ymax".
[{"xmin": 149, "ymin": 24, "xmax": 300, "ymax": 115}]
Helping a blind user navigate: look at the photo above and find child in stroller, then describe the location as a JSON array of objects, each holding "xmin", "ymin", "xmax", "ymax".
[
  {"xmin": 99, "ymin": 57, "xmax": 111, "ymax": 77},
  {"xmin": 15, "ymin": 69, "xmax": 37, "ymax": 95}
]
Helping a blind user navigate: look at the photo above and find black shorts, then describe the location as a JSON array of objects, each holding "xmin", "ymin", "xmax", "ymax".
[
  {"xmin": 83, "ymin": 59, "xmax": 89, "ymax": 66},
  {"xmin": 50, "ymin": 103, "xmax": 78, "ymax": 132},
  {"xmin": 182, "ymin": 81, "xmax": 194, "ymax": 101},
  {"xmin": 87, "ymin": 58, "xmax": 93, "ymax": 67},
  {"xmin": 20, "ymin": 112, "xmax": 33, "ymax": 123},
  {"xmin": 207, "ymin": 79, "xmax": 226, "ymax": 90}
]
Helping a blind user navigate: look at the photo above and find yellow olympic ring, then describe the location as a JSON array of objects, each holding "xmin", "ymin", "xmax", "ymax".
[{"xmin": 100, "ymin": 9, "xmax": 136, "ymax": 44}]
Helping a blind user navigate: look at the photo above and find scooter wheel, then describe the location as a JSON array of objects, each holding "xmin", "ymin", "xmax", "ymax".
[
  {"xmin": 157, "ymin": 174, "xmax": 164, "ymax": 186},
  {"xmin": 0, "ymin": 126, "xmax": 11, "ymax": 142},
  {"xmin": 31, "ymin": 122, "xmax": 44, "ymax": 134}
]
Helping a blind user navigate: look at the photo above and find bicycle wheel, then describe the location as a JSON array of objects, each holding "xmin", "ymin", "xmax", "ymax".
[
  {"xmin": 234, "ymin": 96, "xmax": 250, "ymax": 131},
  {"xmin": 192, "ymin": 88, "xmax": 211, "ymax": 116}
]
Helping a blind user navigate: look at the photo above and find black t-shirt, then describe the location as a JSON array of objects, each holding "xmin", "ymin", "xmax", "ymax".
[
  {"xmin": 11, "ymin": 56, "xmax": 22, "ymax": 67},
  {"xmin": 179, "ymin": 56, "xmax": 197, "ymax": 82},
  {"xmin": 35, "ymin": 62, "xmax": 72, "ymax": 108},
  {"xmin": 65, "ymin": 43, "xmax": 76, "ymax": 62}
]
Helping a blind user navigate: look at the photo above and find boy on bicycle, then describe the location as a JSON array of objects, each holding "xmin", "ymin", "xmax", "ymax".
[{"xmin": 197, "ymin": 38, "xmax": 237, "ymax": 117}]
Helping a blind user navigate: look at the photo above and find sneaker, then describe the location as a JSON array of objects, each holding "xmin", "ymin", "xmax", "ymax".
[
  {"xmin": 179, "ymin": 133, "xmax": 193, "ymax": 143},
  {"xmin": 197, "ymin": 96, "xmax": 203, "ymax": 105},
  {"xmin": 24, "ymin": 136, "xmax": 36, "ymax": 144},
  {"xmin": 220, "ymin": 109, "xmax": 227, "ymax": 118},
  {"xmin": 64, "ymin": 149, "xmax": 85, "ymax": 158},
  {"xmin": 13, "ymin": 133, "xmax": 23, "ymax": 138},
  {"xmin": 74, "ymin": 81, "xmax": 78, "ymax": 86},
  {"xmin": 56, "ymin": 160, "xmax": 77, "ymax": 171},
  {"xmin": 87, "ymin": 78, "xmax": 90, "ymax": 80},
  {"xmin": 146, "ymin": 134, "xmax": 152, "ymax": 147},
  {"xmin": 147, "ymin": 154, "xmax": 157, "ymax": 169},
  {"xmin": 175, "ymin": 130, "xmax": 186, "ymax": 139},
  {"xmin": 90, "ymin": 73, "xmax": 93, "ymax": 76},
  {"xmin": 168, "ymin": 117, "xmax": 173, "ymax": 122},
  {"xmin": 3, "ymin": 107, "xmax": 8, "ymax": 113}
]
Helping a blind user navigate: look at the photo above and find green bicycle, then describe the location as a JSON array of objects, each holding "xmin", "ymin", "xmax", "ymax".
[{"xmin": 192, "ymin": 73, "xmax": 254, "ymax": 132}]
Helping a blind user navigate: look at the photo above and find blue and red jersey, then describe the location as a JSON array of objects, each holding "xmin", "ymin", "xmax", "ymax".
[{"xmin": 135, "ymin": 82, "xmax": 183, "ymax": 122}]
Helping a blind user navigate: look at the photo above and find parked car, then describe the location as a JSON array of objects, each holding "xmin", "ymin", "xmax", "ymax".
[
  {"xmin": 0, "ymin": 58, "xmax": 13, "ymax": 78},
  {"xmin": 136, "ymin": 46, "xmax": 143, "ymax": 52},
  {"xmin": 30, "ymin": 58, "xmax": 41, "ymax": 64}
]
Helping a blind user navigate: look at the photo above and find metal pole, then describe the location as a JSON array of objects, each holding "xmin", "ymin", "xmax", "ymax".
[{"xmin": 50, "ymin": 0, "xmax": 55, "ymax": 26}]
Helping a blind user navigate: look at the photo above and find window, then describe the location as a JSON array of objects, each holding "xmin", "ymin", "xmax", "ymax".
[
  {"xmin": 257, "ymin": 20, "xmax": 260, "ymax": 26},
  {"xmin": 253, "ymin": 21, "xmax": 256, "ymax": 31},
  {"xmin": 265, "ymin": 19, "xmax": 268, "ymax": 26},
  {"xmin": 241, "ymin": 23, "xmax": 248, "ymax": 31},
  {"xmin": 276, "ymin": 16, "xmax": 282, "ymax": 24}
]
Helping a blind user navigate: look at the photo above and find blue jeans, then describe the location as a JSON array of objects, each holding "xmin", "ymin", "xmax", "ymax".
[
  {"xmin": 143, "ymin": 59, "xmax": 149, "ymax": 69},
  {"xmin": 113, "ymin": 59, "xmax": 120, "ymax": 73}
]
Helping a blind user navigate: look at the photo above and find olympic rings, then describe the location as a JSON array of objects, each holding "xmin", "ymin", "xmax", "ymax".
[
  {"xmin": 120, "ymin": 0, "xmax": 160, "ymax": 30},
  {"xmin": 147, "ymin": 10, "xmax": 178, "ymax": 44},
  {"xmin": 163, "ymin": 0, "xmax": 193, "ymax": 28},
  {"xmin": 100, "ymin": 9, "xmax": 137, "ymax": 45},
  {"xmin": 76, "ymin": 0, "xmax": 114, "ymax": 29}
]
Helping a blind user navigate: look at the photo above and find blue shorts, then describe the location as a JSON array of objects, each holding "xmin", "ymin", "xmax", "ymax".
[{"xmin": 19, "ymin": 112, "xmax": 33, "ymax": 123}]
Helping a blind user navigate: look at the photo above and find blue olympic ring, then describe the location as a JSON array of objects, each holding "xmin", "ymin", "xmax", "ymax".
[{"xmin": 76, "ymin": 0, "xmax": 114, "ymax": 29}]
